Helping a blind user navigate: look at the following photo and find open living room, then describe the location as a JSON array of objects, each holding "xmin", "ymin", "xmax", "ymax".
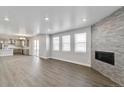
[{"xmin": 0, "ymin": 3, "xmax": 123, "ymax": 93}]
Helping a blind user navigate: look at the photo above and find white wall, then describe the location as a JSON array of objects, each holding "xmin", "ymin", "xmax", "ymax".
[
  {"xmin": 29, "ymin": 34, "xmax": 50, "ymax": 58},
  {"xmin": 29, "ymin": 26, "xmax": 91, "ymax": 67},
  {"xmin": 50, "ymin": 27, "xmax": 91, "ymax": 67}
]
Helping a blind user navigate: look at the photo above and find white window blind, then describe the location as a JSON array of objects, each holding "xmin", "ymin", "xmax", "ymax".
[
  {"xmin": 75, "ymin": 33, "xmax": 86, "ymax": 52},
  {"xmin": 62, "ymin": 35, "xmax": 71, "ymax": 51},
  {"xmin": 53, "ymin": 37, "xmax": 59, "ymax": 51}
]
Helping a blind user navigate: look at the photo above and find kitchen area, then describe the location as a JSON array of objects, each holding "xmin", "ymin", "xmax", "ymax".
[{"xmin": 0, "ymin": 35, "xmax": 29, "ymax": 56}]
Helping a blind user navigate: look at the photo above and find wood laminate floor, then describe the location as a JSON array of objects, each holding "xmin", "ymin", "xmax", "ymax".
[{"xmin": 0, "ymin": 56, "xmax": 119, "ymax": 87}]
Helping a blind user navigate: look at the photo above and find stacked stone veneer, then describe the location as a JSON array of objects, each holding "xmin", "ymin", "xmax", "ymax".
[{"xmin": 91, "ymin": 7, "xmax": 124, "ymax": 86}]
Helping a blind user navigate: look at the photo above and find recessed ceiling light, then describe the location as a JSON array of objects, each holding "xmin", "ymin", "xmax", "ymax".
[
  {"xmin": 45, "ymin": 17, "xmax": 49, "ymax": 21},
  {"xmin": 4, "ymin": 17, "xmax": 9, "ymax": 21},
  {"xmin": 82, "ymin": 18, "xmax": 87, "ymax": 22}
]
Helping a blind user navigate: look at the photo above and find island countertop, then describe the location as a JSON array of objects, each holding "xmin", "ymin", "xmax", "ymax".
[{"xmin": 0, "ymin": 49, "xmax": 13, "ymax": 56}]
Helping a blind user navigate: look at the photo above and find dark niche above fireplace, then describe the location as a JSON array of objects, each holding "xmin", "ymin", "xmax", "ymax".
[{"xmin": 95, "ymin": 51, "xmax": 114, "ymax": 65}]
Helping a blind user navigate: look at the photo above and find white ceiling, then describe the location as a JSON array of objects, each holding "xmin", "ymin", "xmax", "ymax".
[{"xmin": 0, "ymin": 6, "xmax": 121, "ymax": 37}]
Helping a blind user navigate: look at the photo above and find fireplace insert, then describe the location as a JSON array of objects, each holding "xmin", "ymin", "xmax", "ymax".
[{"xmin": 95, "ymin": 51, "xmax": 114, "ymax": 65}]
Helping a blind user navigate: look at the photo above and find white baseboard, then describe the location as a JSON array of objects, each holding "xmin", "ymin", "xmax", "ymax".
[
  {"xmin": 29, "ymin": 55, "xmax": 91, "ymax": 67},
  {"xmin": 49, "ymin": 57, "xmax": 91, "ymax": 67},
  {"xmin": 40, "ymin": 56, "xmax": 50, "ymax": 59}
]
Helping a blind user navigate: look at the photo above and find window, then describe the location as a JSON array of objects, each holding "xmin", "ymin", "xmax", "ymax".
[
  {"xmin": 62, "ymin": 35, "xmax": 71, "ymax": 51},
  {"xmin": 75, "ymin": 33, "xmax": 86, "ymax": 52},
  {"xmin": 53, "ymin": 37, "xmax": 59, "ymax": 51},
  {"xmin": 33, "ymin": 40, "xmax": 39, "ymax": 56}
]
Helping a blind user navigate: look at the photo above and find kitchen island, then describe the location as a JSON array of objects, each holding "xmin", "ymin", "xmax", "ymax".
[
  {"xmin": 0, "ymin": 47, "xmax": 29, "ymax": 56},
  {"xmin": 0, "ymin": 49, "xmax": 13, "ymax": 56}
]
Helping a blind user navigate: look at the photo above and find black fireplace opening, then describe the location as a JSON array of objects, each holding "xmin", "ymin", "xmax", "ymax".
[{"xmin": 95, "ymin": 51, "xmax": 114, "ymax": 65}]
